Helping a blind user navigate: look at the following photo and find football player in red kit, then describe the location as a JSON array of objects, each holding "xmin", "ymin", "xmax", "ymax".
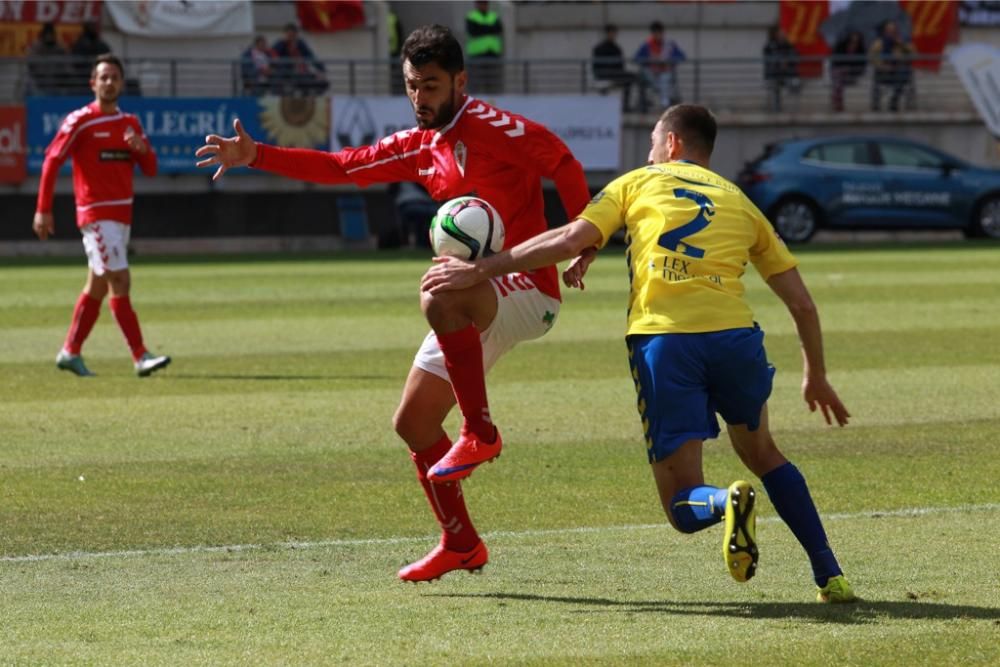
[
  {"xmin": 196, "ymin": 25, "xmax": 590, "ymax": 581},
  {"xmin": 34, "ymin": 54, "xmax": 170, "ymax": 378}
]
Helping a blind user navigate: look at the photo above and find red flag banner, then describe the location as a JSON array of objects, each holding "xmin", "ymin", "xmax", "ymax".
[
  {"xmin": 900, "ymin": 0, "xmax": 958, "ymax": 71},
  {"xmin": 296, "ymin": 1, "xmax": 365, "ymax": 33},
  {"xmin": 0, "ymin": 0, "xmax": 100, "ymax": 56},
  {"xmin": 0, "ymin": 0, "xmax": 102, "ymax": 23},
  {"xmin": 779, "ymin": 0, "xmax": 831, "ymax": 78},
  {"xmin": 0, "ymin": 105, "xmax": 26, "ymax": 184}
]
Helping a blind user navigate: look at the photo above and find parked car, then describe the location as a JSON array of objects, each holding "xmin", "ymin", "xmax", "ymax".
[{"xmin": 737, "ymin": 136, "xmax": 1000, "ymax": 242}]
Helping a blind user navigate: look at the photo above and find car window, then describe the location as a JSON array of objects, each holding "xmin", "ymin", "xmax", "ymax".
[
  {"xmin": 877, "ymin": 143, "xmax": 944, "ymax": 169},
  {"xmin": 803, "ymin": 142, "xmax": 874, "ymax": 166}
]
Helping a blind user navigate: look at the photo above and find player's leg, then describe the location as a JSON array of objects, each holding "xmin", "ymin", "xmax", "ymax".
[
  {"xmin": 650, "ymin": 438, "xmax": 725, "ymax": 532},
  {"xmin": 56, "ymin": 266, "xmax": 106, "ymax": 377},
  {"xmin": 421, "ymin": 278, "xmax": 498, "ymax": 438},
  {"xmin": 630, "ymin": 332, "xmax": 723, "ymax": 531},
  {"xmin": 394, "ymin": 363, "xmax": 486, "ymax": 582},
  {"xmin": 425, "ymin": 274, "xmax": 562, "ymax": 484},
  {"xmin": 420, "ymin": 279, "xmax": 502, "ymax": 479},
  {"xmin": 56, "ymin": 226, "xmax": 116, "ymax": 376},
  {"xmin": 727, "ymin": 411, "xmax": 855, "ymax": 601},
  {"xmin": 710, "ymin": 326, "xmax": 851, "ymax": 598},
  {"xmin": 629, "ymin": 333, "xmax": 752, "ymax": 576},
  {"xmin": 105, "ymin": 266, "xmax": 166, "ymax": 376},
  {"xmin": 95, "ymin": 222, "xmax": 169, "ymax": 376}
]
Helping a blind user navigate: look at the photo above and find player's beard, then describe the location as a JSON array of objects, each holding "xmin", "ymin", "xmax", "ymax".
[{"xmin": 414, "ymin": 90, "xmax": 459, "ymax": 130}]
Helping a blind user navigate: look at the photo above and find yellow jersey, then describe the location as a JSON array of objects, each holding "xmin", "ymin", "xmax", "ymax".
[{"xmin": 579, "ymin": 161, "xmax": 797, "ymax": 335}]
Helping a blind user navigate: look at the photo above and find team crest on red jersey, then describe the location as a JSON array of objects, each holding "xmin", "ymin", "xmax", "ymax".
[{"xmin": 454, "ymin": 141, "xmax": 467, "ymax": 177}]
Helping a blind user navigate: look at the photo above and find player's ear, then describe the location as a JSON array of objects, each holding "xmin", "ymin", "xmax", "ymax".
[{"xmin": 454, "ymin": 69, "xmax": 468, "ymax": 94}]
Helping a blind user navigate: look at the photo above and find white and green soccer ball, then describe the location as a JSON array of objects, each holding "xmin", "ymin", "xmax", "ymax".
[{"xmin": 429, "ymin": 196, "xmax": 505, "ymax": 260}]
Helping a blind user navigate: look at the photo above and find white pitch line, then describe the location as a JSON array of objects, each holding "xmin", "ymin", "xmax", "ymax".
[{"xmin": 2, "ymin": 502, "xmax": 998, "ymax": 565}]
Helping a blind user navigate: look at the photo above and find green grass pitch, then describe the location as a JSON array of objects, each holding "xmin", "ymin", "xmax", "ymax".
[{"xmin": 1, "ymin": 243, "xmax": 999, "ymax": 665}]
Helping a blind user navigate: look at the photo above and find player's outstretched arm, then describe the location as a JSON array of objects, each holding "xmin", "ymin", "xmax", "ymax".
[
  {"xmin": 195, "ymin": 118, "xmax": 258, "ymax": 181},
  {"xmin": 422, "ymin": 219, "xmax": 602, "ymax": 294},
  {"xmin": 766, "ymin": 267, "xmax": 850, "ymax": 427}
]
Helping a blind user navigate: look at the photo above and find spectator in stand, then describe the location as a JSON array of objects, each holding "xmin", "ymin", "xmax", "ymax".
[
  {"xmin": 27, "ymin": 22, "xmax": 69, "ymax": 95},
  {"xmin": 762, "ymin": 26, "xmax": 800, "ymax": 113},
  {"xmin": 241, "ymin": 35, "xmax": 276, "ymax": 96},
  {"xmin": 272, "ymin": 23, "xmax": 328, "ymax": 95},
  {"xmin": 634, "ymin": 21, "xmax": 685, "ymax": 112},
  {"xmin": 830, "ymin": 30, "xmax": 866, "ymax": 112},
  {"xmin": 465, "ymin": 1, "xmax": 504, "ymax": 94},
  {"xmin": 70, "ymin": 22, "xmax": 111, "ymax": 95},
  {"xmin": 592, "ymin": 24, "xmax": 638, "ymax": 112},
  {"xmin": 869, "ymin": 20, "xmax": 913, "ymax": 112}
]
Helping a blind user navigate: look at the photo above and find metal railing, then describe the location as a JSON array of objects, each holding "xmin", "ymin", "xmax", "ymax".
[{"xmin": 0, "ymin": 54, "xmax": 973, "ymax": 115}]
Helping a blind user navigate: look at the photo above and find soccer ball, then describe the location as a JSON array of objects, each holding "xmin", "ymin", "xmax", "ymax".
[{"xmin": 429, "ymin": 196, "xmax": 505, "ymax": 260}]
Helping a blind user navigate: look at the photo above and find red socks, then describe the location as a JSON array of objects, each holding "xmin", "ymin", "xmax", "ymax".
[
  {"xmin": 436, "ymin": 325, "xmax": 494, "ymax": 442},
  {"xmin": 410, "ymin": 435, "xmax": 479, "ymax": 552},
  {"xmin": 64, "ymin": 293, "xmax": 102, "ymax": 355},
  {"xmin": 109, "ymin": 295, "xmax": 147, "ymax": 362}
]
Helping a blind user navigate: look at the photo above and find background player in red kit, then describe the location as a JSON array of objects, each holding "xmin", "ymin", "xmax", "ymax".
[
  {"xmin": 33, "ymin": 54, "xmax": 171, "ymax": 378},
  {"xmin": 196, "ymin": 25, "xmax": 590, "ymax": 581}
]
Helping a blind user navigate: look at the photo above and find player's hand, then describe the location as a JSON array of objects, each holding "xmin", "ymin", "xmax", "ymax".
[
  {"xmin": 562, "ymin": 246, "xmax": 597, "ymax": 290},
  {"xmin": 124, "ymin": 126, "xmax": 147, "ymax": 154},
  {"xmin": 195, "ymin": 118, "xmax": 258, "ymax": 181},
  {"xmin": 802, "ymin": 375, "xmax": 850, "ymax": 427},
  {"xmin": 33, "ymin": 212, "xmax": 54, "ymax": 241},
  {"xmin": 421, "ymin": 256, "xmax": 483, "ymax": 293}
]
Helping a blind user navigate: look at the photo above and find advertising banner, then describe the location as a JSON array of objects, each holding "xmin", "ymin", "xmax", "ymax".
[
  {"xmin": 0, "ymin": 105, "xmax": 26, "ymax": 183},
  {"xmin": 950, "ymin": 43, "xmax": 1000, "ymax": 137},
  {"xmin": 27, "ymin": 95, "xmax": 330, "ymax": 173},
  {"xmin": 105, "ymin": 0, "xmax": 252, "ymax": 38},
  {"xmin": 331, "ymin": 95, "xmax": 622, "ymax": 171},
  {"xmin": 960, "ymin": 1, "xmax": 1000, "ymax": 26}
]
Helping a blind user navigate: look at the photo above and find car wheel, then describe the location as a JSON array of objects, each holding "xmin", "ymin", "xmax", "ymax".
[
  {"xmin": 771, "ymin": 197, "xmax": 819, "ymax": 243},
  {"xmin": 971, "ymin": 195, "xmax": 1000, "ymax": 239}
]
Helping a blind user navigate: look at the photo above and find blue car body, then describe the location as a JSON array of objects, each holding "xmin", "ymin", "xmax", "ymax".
[{"xmin": 736, "ymin": 136, "xmax": 1000, "ymax": 241}]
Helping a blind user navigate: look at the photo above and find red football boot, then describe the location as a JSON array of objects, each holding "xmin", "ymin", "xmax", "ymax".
[
  {"xmin": 427, "ymin": 428, "xmax": 502, "ymax": 484},
  {"xmin": 398, "ymin": 540, "xmax": 489, "ymax": 582}
]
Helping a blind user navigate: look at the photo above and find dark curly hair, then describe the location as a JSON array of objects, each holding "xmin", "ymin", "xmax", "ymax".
[{"xmin": 401, "ymin": 24, "xmax": 464, "ymax": 74}]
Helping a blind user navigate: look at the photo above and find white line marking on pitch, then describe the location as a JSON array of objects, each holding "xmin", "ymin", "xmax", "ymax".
[{"xmin": 2, "ymin": 503, "xmax": 997, "ymax": 564}]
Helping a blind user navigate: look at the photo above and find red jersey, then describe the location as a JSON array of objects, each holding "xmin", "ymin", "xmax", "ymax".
[
  {"xmin": 36, "ymin": 101, "xmax": 157, "ymax": 228},
  {"xmin": 250, "ymin": 95, "xmax": 590, "ymax": 300}
]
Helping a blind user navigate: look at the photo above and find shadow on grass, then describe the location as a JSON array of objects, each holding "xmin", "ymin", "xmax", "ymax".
[
  {"xmin": 167, "ymin": 373, "xmax": 392, "ymax": 381},
  {"xmin": 431, "ymin": 592, "xmax": 1000, "ymax": 624}
]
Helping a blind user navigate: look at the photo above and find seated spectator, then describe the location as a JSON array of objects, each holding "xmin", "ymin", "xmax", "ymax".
[
  {"xmin": 241, "ymin": 35, "xmax": 276, "ymax": 96},
  {"xmin": 70, "ymin": 22, "xmax": 111, "ymax": 95},
  {"xmin": 762, "ymin": 26, "xmax": 800, "ymax": 112},
  {"xmin": 591, "ymin": 24, "xmax": 638, "ymax": 111},
  {"xmin": 27, "ymin": 22, "xmax": 69, "ymax": 95},
  {"xmin": 869, "ymin": 21, "xmax": 913, "ymax": 112},
  {"xmin": 830, "ymin": 30, "xmax": 866, "ymax": 112},
  {"xmin": 634, "ymin": 21, "xmax": 685, "ymax": 112},
  {"xmin": 272, "ymin": 23, "xmax": 328, "ymax": 96}
]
